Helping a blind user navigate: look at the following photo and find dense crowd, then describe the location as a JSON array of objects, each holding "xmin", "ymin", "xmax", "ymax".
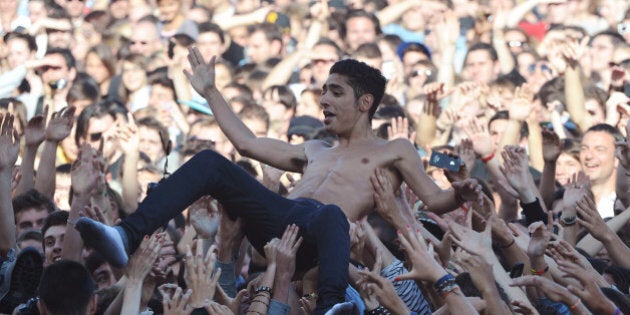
[{"xmin": 1, "ymin": 0, "xmax": 630, "ymax": 314}]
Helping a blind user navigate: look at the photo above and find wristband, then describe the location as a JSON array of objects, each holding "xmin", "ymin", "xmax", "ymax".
[
  {"xmin": 481, "ymin": 151, "xmax": 495, "ymax": 163},
  {"xmin": 613, "ymin": 307, "xmax": 621, "ymax": 315},
  {"xmin": 433, "ymin": 274, "xmax": 455, "ymax": 290},
  {"xmin": 570, "ymin": 298, "xmax": 581, "ymax": 311},
  {"xmin": 530, "ymin": 265, "xmax": 549, "ymax": 275},
  {"xmin": 254, "ymin": 286, "xmax": 272, "ymax": 295}
]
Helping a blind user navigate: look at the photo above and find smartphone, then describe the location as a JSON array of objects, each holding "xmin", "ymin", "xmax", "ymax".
[
  {"xmin": 428, "ymin": 151, "xmax": 461, "ymax": 172},
  {"xmin": 510, "ymin": 262, "xmax": 525, "ymax": 278}
]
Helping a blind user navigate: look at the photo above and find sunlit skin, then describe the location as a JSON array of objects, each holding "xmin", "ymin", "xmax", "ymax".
[
  {"xmin": 580, "ymin": 131, "xmax": 617, "ymax": 186},
  {"xmin": 555, "ymin": 153, "xmax": 581, "ymax": 186},
  {"xmin": 15, "ymin": 208, "xmax": 48, "ymax": 236},
  {"xmin": 43, "ymin": 225, "xmax": 65, "ymax": 266}
]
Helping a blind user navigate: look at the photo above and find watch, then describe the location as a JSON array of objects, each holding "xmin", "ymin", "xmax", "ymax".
[{"xmin": 561, "ymin": 215, "xmax": 577, "ymax": 226}]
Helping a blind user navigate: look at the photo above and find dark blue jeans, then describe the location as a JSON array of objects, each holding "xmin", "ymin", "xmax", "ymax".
[{"xmin": 120, "ymin": 150, "xmax": 350, "ymax": 314}]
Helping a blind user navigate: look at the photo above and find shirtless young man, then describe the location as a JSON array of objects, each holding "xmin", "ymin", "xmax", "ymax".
[{"xmin": 76, "ymin": 48, "xmax": 481, "ymax": 314}]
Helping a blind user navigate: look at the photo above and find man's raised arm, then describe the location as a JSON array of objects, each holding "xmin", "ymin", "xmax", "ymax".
[
  {"xmin": 184, "ymin": 48, "xmax": 307, "ymax": 172},
  {"xmin": 390, "ymin": 139, "xmax": 480, "ymax": 214}
]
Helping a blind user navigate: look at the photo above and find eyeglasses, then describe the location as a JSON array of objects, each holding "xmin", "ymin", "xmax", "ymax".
[
  {"xmin": 528, "ymin": 63, "xmax": 551, "ymax": 74},
  {"xmin": 507, "ymin": 41, "xmax": 527, "ymax": 48},
  {"xmin": 40, "ymin": 65, "xmax": 62, "ymax": 72},
  {"xmin": 89, "ymin": 132, "xmax": 102, "ymax": 142},
  {"xmin": 408, "ymin": 69, "xmax": 432, "ymax": 79}
]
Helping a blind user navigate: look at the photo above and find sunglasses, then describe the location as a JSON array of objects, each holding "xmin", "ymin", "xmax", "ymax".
[
  {"xmin": 408, "ymin": 69, "xmax": 432, "ymax": 79},
  {"xmin": 507, "ymin": 41, "xmax": 527, "ymax": 48},
  {"xmin": 528, "ymin": 63, "xmax": 551, "ymax": 74},
  {"xmin": 89, "ymin": 132, "xmax": 102, "ymax": 142}
]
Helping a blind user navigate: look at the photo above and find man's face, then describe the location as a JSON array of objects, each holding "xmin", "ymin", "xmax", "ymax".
[
  {"xmin": 61, "ymin": 0, "xmax": 85, "ymax": 18},
  {"xmin": 589, "ymin": 35, "xmax": 615, "ymax": 72},
  {"xmin": 47, "ymin": 28, "xmax": 73, "ymax": 49},
  {"xmin": 7, "ymin": 38, "xmax": 34, "ymax": 69},
  {"xmin": 197, "ymin": 31, "xmax": 224, "ymax": 63},
  {"xmin": 130, "ymin": 22, "xmax": 160, "ymax": 57},
  {"xmin": 555, "ymin": 153, "xmax": 581, "ymax": 186},
  {"xmin": 463, "ymin": 50, "xmax": 498, "ymax": 84},
  {"xmin": 310, "ymin": 44, "xmax": 339, "ymax": 85},
  {"xmin": 15, "ymin": 208, "xmax": 48, "ymax": 236},
  {"xmin": 40, "ymin": 53, "xmax": 73, "ymax": 87},
  {"xmin": 92, "ymin": 262, "xmax": 117, "ymax": 290},
  {"xmin": 84, "ymin": 115, "xmax": 115, "ymax": 152},
  {"xmin": 43, "ymin": 225, "xmax": 65, "ymax": 266},
  {"xmin": 580, "ymin": 131, "xmax": 616, "ymax": 185},
  {"xmin": 489, "ymin": 118, "xmax": 508, "ymax": 149},
  {"xmin": 321, "ymin": 73, "xmax": 364, "ymax": 135},
  {"xmin": 54, "ymin": 173, "xmax": 72, "ymax": 210},
  {"xmin": 138, "ymin": 126, "xmax": 164, "ymax": 163},
  {"xmin": 157, "ymin": 0, "xmax": 180, "ymax": 22},
  {"xmin": 246, "ymin": 31, "xmax": 278, "ymax": 64},
  {"xmin": 345, "ymin": 16, "xmax": 377, "ymax": 52},
  {"xmin": 85, "ymin": 52, "xmax": 110, "ymax": 85}
]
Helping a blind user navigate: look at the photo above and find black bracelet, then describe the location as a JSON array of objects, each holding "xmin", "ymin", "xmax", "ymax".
[
  {"xmin": 365, "ymin": 305, "xmax": 390, "ymax": 315},
  {"xmin": 254, "ymin": 286, "xmax": 272, "ymax": 295}
]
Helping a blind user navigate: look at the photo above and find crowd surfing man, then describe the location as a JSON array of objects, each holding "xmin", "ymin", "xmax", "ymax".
[{"xmin": 76, "ymin": 48, "xmax": 482, "ymax": 314}]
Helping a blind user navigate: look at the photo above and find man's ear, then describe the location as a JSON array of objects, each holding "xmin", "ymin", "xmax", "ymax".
[
  {"xmin": 359, "ymin": 94, "xmax": 374, "ymax": 113},
  {"xmin": 88, "ymin": 294, "xmax": 98, "ymax": 315}
]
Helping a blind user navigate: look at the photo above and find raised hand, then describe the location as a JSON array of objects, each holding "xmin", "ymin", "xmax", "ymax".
[
  {"xmin": 117, "ymin": 113, "xmax": 139, "ymax": 154},
  {"xmin": 162, "ymin": 286, "xmax": 193, "ymax": 315},
  {"xmin": 561, "ymin": 172, "xmax": 590, "ymax": 216},
  {"xmin": 45, "ymin": 106, "xmax": 75, "ymax": 142},
  {"xmin": 387, "ymin": 116, "xmax": 416, "ymax": 143},
  {"xmin": 274, "ymin": 224, "xmax": 303, "ymax": 279},
  {"xmin": 24, "ymin": 109, "xmax": 47, "ymax": 147},
  {"xmin": 71, "ymin": 144, "xmax": 103, "ymax": 196},
  {"xmin": 526, "ymin": 218, "xmax": 553, "ymax": 258},
  {"xmin": 184, "ymin": 48, "xmax": 216, "ymax": 96},
  {"xmin": 448, "ymin": 219, "xmax": 492, "ymax": 256},
  {"xmin": 0, "ymin": 114, "xmax": 21, "ymax": 171},
  {"xmin": 575, "ymin": 193, "xmax": 610, "ymax": 241},
  {"xmin": 126, "ymin": 233, "xmax": 162, "ymax": 281},
  {"xmin": 461, "ymin": 116, "xmax": 494, "ymax": 158},
  {"xmin": 455, "ymin": 139, "xmax": 476, "ymax": 172},
  {"xmin": 185, "ymin": 239, "xmax": 221, "ymax": 308},
  {"xmin": 395, "ymin": 226, "xmax": 447, "ymax": 283},
  {"xmin": 451, "ymin": 178, "xmax": 482, "ymax": 204},
  {"xmin": 189, "ymin": 196, "xmax": 220, "ymax": 240},
  {"xmin": 508, "ymin": 85, "xmax": 535, "ymax": 122},
  {"xmin": 541, "ymin": 128, "xmax": 561, "ymax": 163}
]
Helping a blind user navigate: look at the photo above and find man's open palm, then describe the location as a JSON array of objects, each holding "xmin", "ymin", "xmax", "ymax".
[{"xmin": 184, "ymin": 48, "xmax": 216, "ymax": 96}]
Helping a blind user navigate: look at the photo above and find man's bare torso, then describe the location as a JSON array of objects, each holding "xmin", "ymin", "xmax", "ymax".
[{"xmin": 287, "ymin": 139, "xmax": 404, "ymax": 222}]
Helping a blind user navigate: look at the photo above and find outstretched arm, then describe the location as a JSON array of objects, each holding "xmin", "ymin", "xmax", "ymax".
[
  {"xmin": 185, "ymin": 49, "xmax": 307, "ymax": 172},
  {"xmin": 0, "ymin": 114, "xmax": 21, "ymax": 256},
  {"xmin": 391, "ymin": 139, "xmax": 480, "ymax": 214}
]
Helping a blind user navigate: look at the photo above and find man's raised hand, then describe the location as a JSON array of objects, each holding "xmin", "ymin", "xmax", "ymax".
[
  {"xmin": 0, "ymin": 114, "xmax": 20, "ymax": 171},
  {"xmin": 184, "ymin": 48, "xmax": 216, "ymax": 96}
]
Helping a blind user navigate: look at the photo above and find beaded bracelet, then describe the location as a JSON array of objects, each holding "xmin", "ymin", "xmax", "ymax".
[
  {"xmin": 254, "ymin": 286, "xmax": 272, "ymax": 295},
  {"xmin": 365, "ymin": 305, "xmax": 390, "ymax": 315}
]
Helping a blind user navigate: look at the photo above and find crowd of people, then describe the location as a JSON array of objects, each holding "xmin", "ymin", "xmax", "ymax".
[{"xmin": 1, "ymin": 0, "xmax": 630, "ymax": 313}]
